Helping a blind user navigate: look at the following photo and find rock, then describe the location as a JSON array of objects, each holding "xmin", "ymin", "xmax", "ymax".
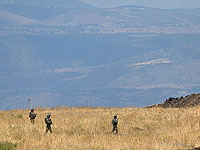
[
  {"xmin": 187, "ymin": 147, "xmax": 200, "ymax": 150},
  {"xmin": 149, "ymin": 93, "xmax": 200, "ymax": 108}
]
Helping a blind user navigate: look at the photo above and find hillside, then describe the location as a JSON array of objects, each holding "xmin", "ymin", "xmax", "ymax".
[
  {"xmin": 0, "ymin": 3, "xmax": 200, "ymax": 34},
  {"xmin": 1, "ymin": 107, "xmax": 200, "ymax": 150},
  {"xmin": 0, "ymin": 1, "xmax": 200, "ymax": 109},
  {"xmin": 78, "ymin": 0, "xmax": 200, "ymax": 9},
  {"xmin": 0, "ymin": 33, "xmax": 200, "ymax": 109},
  {"xmin": 154, "ymin": 93, "xmax": 200, "ymax": 108},
  {"xmin": 0, "ymin": 10, "xmax": 37, "ymax": 26}
]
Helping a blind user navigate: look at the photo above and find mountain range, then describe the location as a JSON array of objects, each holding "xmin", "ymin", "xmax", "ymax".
[
  {"xmin": 0, "ymin": 0, "xmax": 200, "ymax": 109},
  {"xmin": 79, "ymin": 0, "xmax": 200, "ymax": 9}
]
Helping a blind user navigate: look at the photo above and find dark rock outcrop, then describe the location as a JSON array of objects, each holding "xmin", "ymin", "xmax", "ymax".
[
  {"xmin": 187, "ymin": 147, "xmax": 200, "ymax": 150},
  {"xmin": 149, "ymin": 93, "xmax": 200, "ymax": 108}
]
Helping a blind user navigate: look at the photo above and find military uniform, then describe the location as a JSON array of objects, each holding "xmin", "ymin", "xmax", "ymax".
[
  {"xmin": 45, "ymin": 114, "xmax": 53, "ymax": 133},
  {"xmin": 29, "ymin": 109, "xmax": 37, "ymax": 124},
  {"xmin": 112, "ymin": 115, "xmax": 118, "ymax": 134}
]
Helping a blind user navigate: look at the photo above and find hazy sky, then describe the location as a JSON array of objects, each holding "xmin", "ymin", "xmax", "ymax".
[{"xmin": 79, "ymin": 0, "xmax": 200, "ymax": 9}]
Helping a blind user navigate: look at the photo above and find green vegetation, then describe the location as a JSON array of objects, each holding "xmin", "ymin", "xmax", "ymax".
[
  {"xmin": 16, "ymin": 114, "xmax": 23, "ymax": 119},
  {"xmin": 11, "ymin": 114, "xmax": 23, "ymax": 119},
  {"xmin": 0, "ymin": 142, "xmax": 17, "ymax": 150}
]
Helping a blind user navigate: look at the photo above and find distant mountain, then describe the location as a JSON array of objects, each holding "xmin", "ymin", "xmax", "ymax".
[
  {"xmin": 0, "ymin": 3, "xmax": 199, "ymax": 34},
  {"xmin": 44, "ymin": 5, "xmax": 200, "ymax": 34},
  {"xmin": 0, "ymin": 10, "xmax": 37, "ymax": 26},
  {"xmin": 0, "ymin": 3, "xmax": 67, "ymax": 20},
  {"xmin": 0, "ymin": 2, "xmax": 200, "ymax": 109},
  {"xmin": 79, "ymin": 0, "xmax": 200, "ymax": 9},
  {"xmin": 0, "ymin": 0, "xmax": 96, "ymax": 20},
  {"xmin": 0, "ymin": 33, "xmax": 200, "ymax": 109},
  {"xmin": 0, "ymin": 0, "xmax": 95, "ymax": 8}
]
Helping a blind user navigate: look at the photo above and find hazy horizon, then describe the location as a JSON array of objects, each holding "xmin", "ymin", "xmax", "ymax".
[{"xmin": 79, "ymin": 0, "xmax": 200, "ymax": 9}]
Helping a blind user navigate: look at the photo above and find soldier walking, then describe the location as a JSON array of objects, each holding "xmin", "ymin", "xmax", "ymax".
[
  {"xmin": 29, "ymin": 109, "xmax": 37, "ymax": 124},
  {"xmin": 112, "ymin": 114, "xmax": 118, "ymax": 134},
  {"xmin": 45, "ymin": 114, "xmax": 53, "ymax": 133}
]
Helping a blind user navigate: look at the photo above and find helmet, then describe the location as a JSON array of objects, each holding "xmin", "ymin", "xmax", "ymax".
[
  {"xmin": 31, "ymin": 109, "xmax": 34, "ymax": 112},
  {"xmin": 114, "ymin": 114, "xmax": 117, "ymax": 118},
  {"xmin": 47, "ymin": 113, "xmax": 51, "ymax": 118}
]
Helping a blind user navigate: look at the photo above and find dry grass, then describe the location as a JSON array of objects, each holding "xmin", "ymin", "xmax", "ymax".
[{"xmin": 1, "ymin": 107, "xmax": 200, "ymax": 150}]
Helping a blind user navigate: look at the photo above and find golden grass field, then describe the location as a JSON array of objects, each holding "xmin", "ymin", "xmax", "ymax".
[{"xmin": 1, "ymin": 107, "xmax": 200, "ymax": 150}]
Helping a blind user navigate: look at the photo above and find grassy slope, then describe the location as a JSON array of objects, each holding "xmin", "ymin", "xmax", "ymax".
[{"xmin": 0, "ymin": 107, "xmax": 200, "ymax": 150}]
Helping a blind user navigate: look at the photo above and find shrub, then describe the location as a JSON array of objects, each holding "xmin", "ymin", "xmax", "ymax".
[
  {"xmin": 0, "ymin": 142, "xmax": 17, "ymax": 150},
  {"xmin": 11, "ymin": 114, "xmax": 23, "ymax": 119},
  {"xmin": 16, "ymin": 114, "xmax": 23, "ymax": 119}
]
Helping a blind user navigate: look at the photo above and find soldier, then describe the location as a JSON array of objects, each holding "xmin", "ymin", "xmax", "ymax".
[
  {"xmin": 112, "ymin": 114, "xmax": 118, "ymax": 134},
  {"xmin": 45, "ymin": 114, "xmax": 53, "ymax": 133},
  {"xmin": 29, "ymin": 108, "xmax": 37, "ymax": 124}
]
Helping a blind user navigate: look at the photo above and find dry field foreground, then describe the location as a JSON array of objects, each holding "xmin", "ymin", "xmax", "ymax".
[{"xmin": 1, "ymin": 107, "xmax": 200, "ymax": 150}]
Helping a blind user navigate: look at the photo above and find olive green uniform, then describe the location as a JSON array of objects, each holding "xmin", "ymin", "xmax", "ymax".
[
  {"xmin": 45, "ymin": 114, "xmax": 52, "ymax": 133},
  {"xmin": 112, "ymin": 116, "xmax": 118, "ymax": 134},
  {"xmin": 29, "ymin": 109, "xmax": 37, "ymax": 124}
]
